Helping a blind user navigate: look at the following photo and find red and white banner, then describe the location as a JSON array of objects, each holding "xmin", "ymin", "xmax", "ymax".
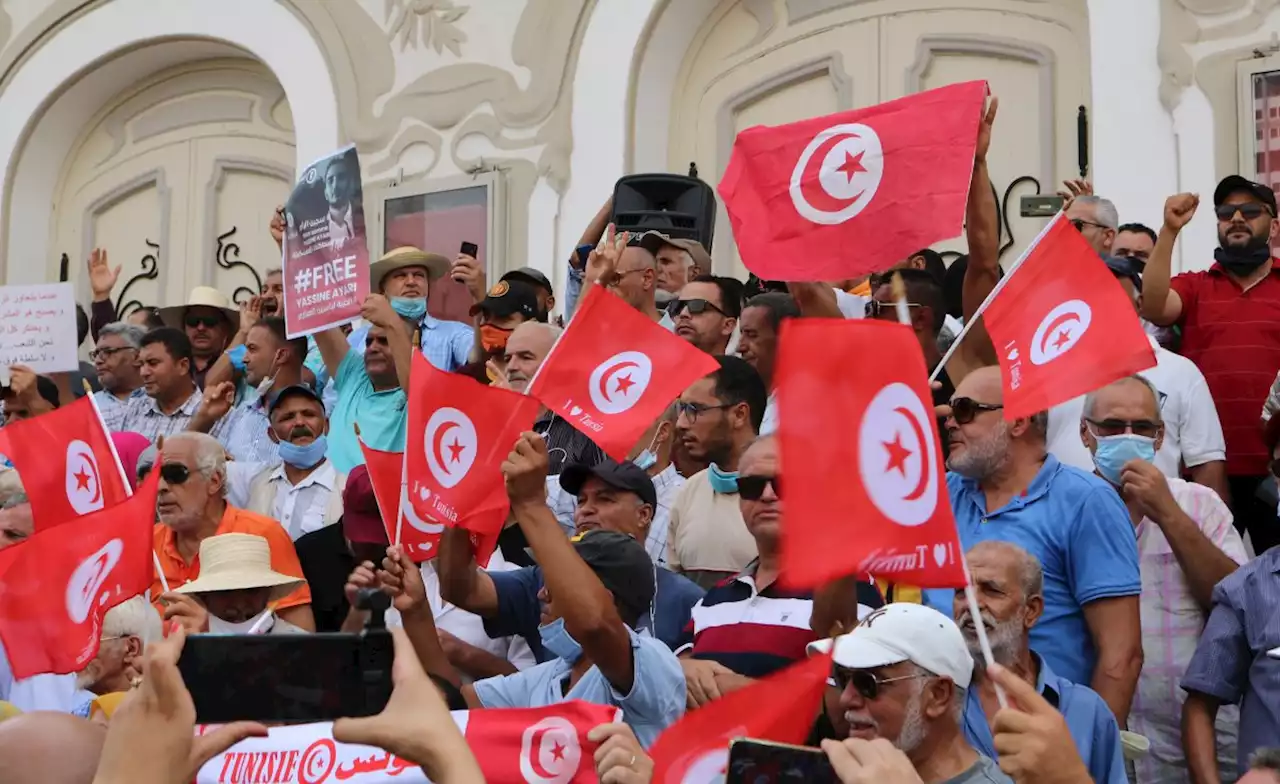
[{"xmin": 197, "ymin": 701, "xmax": 618, "ymax": 784}]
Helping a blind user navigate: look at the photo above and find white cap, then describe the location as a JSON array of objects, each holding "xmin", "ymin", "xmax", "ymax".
[{"xmin": 807, "ymin": 603, "xmax": 974, "ymax": 689}]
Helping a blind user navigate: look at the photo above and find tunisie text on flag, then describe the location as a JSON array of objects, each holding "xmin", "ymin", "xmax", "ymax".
[
  {"xmin": 775, "ymin": 319, "xmax": 965, "ymax": 589},
  {"xmin": 196, "ymin": 700, "xmax": 619, "ymax": 783},
  {"xmin": 650, "ymin": 651, "xmax": 833, "ymax": 783},
  {"xmin": 982, "ymin": 212, "xmax": 1157, "ymax": 420},
  {"xmin": 718, "ymin": 80, "xmax": 987, "ymax": 282},
  {"xmin": 405, "ymin": 351, "xmax": 540, "ymax": 535},
  {"xmin": 527, "ymin": 286, "xmax": 719, "ymax": 460},
  {"xmin": 0, "ymin": 395, "xmax": 131, "ymax": 530},
  {"xmin": 358, "ymin": 439, "xmax": 441, "ymax": 562},
  {"xmin": 0, "ymin": 468, "xmax": 159, "ymax": 678}
]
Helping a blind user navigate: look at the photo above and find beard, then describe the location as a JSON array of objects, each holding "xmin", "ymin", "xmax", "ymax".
[
  {"xmin": 946, "ymin": 420, "xmax": 1011, "ymax": 480},
  {"xmin": 960, "ymin": 608, "xmax": 1026, "ymax": 668},
  {"xmin": 894, "ymin": 683, "xmax": 928, "ymax": 753},
  {"xmin": 1218, "ymin": 224, "xmax": 1270, "ymax": 251},
  {"xmin": 75, "ymin": 658, "xmax": 106, "ymax": 692}
]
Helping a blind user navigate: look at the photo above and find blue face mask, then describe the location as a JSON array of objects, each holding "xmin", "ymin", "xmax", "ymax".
[
  {"xmin": 538, "ymin": 617, "xmax": 584, "ymax": 664},
  {"xmin": 708, "ymin": 462, "xmax": 739, "ymax": 494},
  {"xmin": 278, "ymin": 435, "xmax": 328, "ymax": 469},
  {"xmin": 633, "ymin": 450, "xmax": 657, "ymax": 471},
  {"xmin": 1092, "ymin": 434, "xmax": 1157, "ymax": 485},
  {"xmin": 390, "ymin": 297, "xmax": 427, "ymax": 320}
]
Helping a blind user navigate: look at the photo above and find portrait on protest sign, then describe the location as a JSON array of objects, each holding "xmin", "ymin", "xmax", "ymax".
[{"xmin": 282, "ymin": 144, "xmax": 370, "ymax": 338}]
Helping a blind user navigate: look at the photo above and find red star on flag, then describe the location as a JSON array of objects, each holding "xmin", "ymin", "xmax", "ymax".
[
  {"xmin": 447, "ymin": 438, "xmax": 465, "ymax": 464},
  {"xmin": 837, "ymin": 150, "xmax": 866, "ymax": 182},
  {"xmin": 74, "ymin": 466, "xmax": 91, "ymax": 492},
  {"xmin": 1053, "ymin": 330, "xmax": 1072, "ymax": 350},
  {"xmin": 614, "ymin": 373, "xmax": 636, "ymax": 395},
  {"xmin": 883, "ymin": 433, "xmax": 913, "ymax": 476},
  {"xmin": 551, "ymin": 742, "xmax": 565, "ymax": 762}
]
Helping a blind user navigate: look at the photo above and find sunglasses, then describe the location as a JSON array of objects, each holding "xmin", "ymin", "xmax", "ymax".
[
  {"xmin": 184, "ymin": 314, "xmax": 223, "ymax": 329},
  {"xmin": 138, "ymin": 463, "xmax": 193, "ymax": 485},
  {"xmin": 671, "ymin": 298, "xmax": 726, "ymax": 317},
  {"xmin": 948, "ymin": 397, "xmax": 1003, "ymax": 425},
  {"xmin": 1084, "ymin": 417, "xmax": 1160, "ymax": 439},
  {"xmin": 832, "ymin": 666, "xmax": 930, "ymax": 700},
  {"xmin": 1216, "ymin": 203, "xmax": 1273, "ymax": 221},
  {"xmin": 864, "ymin": 300, "xmax": 921, "ymax": 319},
  {"xmin": 738, "ymin": 474, "xmax": 780, "ymax": 501},
  {"xmin": 1070, "ymin": 218, "xmax": 1110, "ymax": 233}
]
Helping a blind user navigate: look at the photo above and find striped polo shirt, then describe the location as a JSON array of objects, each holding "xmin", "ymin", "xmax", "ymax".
[
  {"xmin": 1171, "ymin": 263, "xmax": 1280, "ymax": 476},
  {"xmin": 685, "ymin": 561, "xmax": 884, "ymax": 678}
]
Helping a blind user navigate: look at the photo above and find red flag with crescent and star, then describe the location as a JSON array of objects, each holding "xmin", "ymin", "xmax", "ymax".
[
  {"xmin": 526, "ymin": 286, "xmax": 719, "ymax": 461},
  {"xmin": 0, "ymin": 468, "xmax": 158, "ymax": 678},
  {"xmin": 775, "ymin": 318, "xmax": 965, "ymax": 589},
  {"xmin": 983, "ymin": 212, "xmax": 1157, "ymax": 420},
  {"xmin": 0, "ymin": 396, "xmax": 132, "ymax": 531},
  {"xmin": 718, "ymin": 80, "xmax": 987, "ymax": 282},
  {"xmin": 405, "ymin": 351, "xmax": 540, "ymax": 537}
]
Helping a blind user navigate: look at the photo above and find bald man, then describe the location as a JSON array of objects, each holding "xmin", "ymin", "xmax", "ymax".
[
  {"xmin": 935, "ymin": 365, "xmax": 1142, "ymax": 724},
  {"xmin": 0, "ymin": 711, "xmax": 104, "ymax": 784}
]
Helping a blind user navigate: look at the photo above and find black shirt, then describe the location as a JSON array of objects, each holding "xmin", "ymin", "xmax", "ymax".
[{"xmin": 534, "ymin": 411, "xmax": 607, "ymax": 477}]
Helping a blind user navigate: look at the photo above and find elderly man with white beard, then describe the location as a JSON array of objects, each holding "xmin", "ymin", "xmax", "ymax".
[
  {"xmin": 70, "ymin": 596, "xmax": 163, "ymax": 717},
  {"xmin": 953, "ymin": 541, "xmax": 1126, "ymax": 784}
]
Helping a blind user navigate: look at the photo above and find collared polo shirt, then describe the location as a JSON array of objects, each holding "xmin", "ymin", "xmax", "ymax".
[
  {"xmin": 327, "ymin": 348, "xmax": 407, "ymax": 473},
  {"xmin": 347, "ymin": 313, "xmax": 472, "ymax": 374},
  {"xmin": 964, "ymin": 653, "xmax": 1126, "ymax": 784},
  {"xmin": 151, "ymin": 504, "xmax": 312, "ymax": 611},
  {"xmin": 936, "ymin": 456, "xmax": 1140, "ymax": 684},
  {"xmin": 1169, "ymin": 262, "xmax": 1280, "ymax": 475}
]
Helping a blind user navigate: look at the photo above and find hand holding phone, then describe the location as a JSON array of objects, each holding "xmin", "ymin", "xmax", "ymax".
[
  {"xmin": 727, "ymin": 739, "xmax": 837, "ymax": 784},
  {"xmin": 459, "ymin": 241, "xmax": 478, "ymax": 258}
]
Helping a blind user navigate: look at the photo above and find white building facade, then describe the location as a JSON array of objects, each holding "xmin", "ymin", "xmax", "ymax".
[{"xmin": 0, "ymin": 0, "xmax": 1273, "ymax": 314}]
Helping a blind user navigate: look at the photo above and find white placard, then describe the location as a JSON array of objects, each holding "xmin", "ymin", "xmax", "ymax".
[{"xmin": 0, "ymin": 283, "xmax": 79, "ymax": 373}]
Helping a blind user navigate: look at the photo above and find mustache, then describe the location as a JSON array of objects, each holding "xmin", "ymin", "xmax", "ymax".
[
  {"xmin": 288, "ymin": 426, "xmax": 315, "ymax": 439},
  {"xmin": 956, "ymin": 608, "xmax": 998, "ymax": 631}
]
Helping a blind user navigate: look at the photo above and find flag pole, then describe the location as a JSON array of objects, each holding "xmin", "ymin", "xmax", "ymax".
[
  {"xmin": 928, "ymin": 212, "xmax": 1066, "ymax": 383},
  {"xmin": 892, "ymin": 274, "xmax": 1006, "ymax": 709}
]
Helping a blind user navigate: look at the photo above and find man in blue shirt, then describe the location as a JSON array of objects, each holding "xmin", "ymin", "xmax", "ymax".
[
  {"xmin": 934, "ymin": 366, "xmax": 1142, "ymax": 725},
  {"xmin": 955, "ymin": 541, "xmax": 1125, "ymax": 784},
  {"xmin": 437, "ymin": 458, "xmax": 703, "ymax": 660}
]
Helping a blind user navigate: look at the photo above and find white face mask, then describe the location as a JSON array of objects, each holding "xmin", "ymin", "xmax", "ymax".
[{"xmin": 207, "ymin": 609, "xmax": 273, "ymax": 635}]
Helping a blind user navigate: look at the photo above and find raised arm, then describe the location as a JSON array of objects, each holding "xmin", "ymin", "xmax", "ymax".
[
  {"xmin": 953, "ymin": 96, "xmax": 1001, "ymax": 379},
  {"xmin": 436, "ymin": 527, "xmax": 500, "ymax": 616},
  {"xmin": 1141, "ymin": 194, "xmax": 1198, "ymax": 326},
  {"xmin": 361, "ymin": 294, "xmax": 414, "ymax": 392}
]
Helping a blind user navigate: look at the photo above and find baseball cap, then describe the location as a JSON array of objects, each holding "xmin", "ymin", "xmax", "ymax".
[
  {"xmin": 558, "ymin": 459, "xmax": 657, "ymax": 508},
  {"xmin": 631, "ymin": 230, "xmax": 713, "ymax": 272},
  {"xmin": 1214, "ymin": 175, "xmax": 1278, "ymax": 214},
  {"xmin": 341, "ymin": 466, "xmax": 388, "ymax": 545},
  {"xmin": 529, "ymin": 530, "xmax": 655, "ymax": 622},
  {"xmin": 468, "ymin": 280, "xmax": 539, "ymax": 320},
  {"xmin": 267, "ymin": 383, "xmax": 324, "ymax": 417},
  {"xmin": 501, "ymin": 266, "xmax": 553, "ymax": 294},
  {"xmin": 806, "ymin": 603, "xmax": 975, "ymax": 689}
]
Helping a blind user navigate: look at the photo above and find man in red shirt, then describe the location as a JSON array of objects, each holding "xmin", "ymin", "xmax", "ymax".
[{"xmin": 1142, "ymin": 175, "xmax": 1280, "ymax": 553}]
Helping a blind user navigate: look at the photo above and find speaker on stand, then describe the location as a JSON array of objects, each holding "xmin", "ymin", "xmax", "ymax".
[{"xmin": 610, "ymin": 163, "xmax": 716, "ymax": 252}]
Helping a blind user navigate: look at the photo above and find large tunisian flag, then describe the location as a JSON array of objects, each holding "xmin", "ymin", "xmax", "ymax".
[
  {"xmin": 719, "ymin": 80, "xmax": 987, "ymax": 282},
  {"xmin": 0, "ymin": 468, "xmax": 159, "ymax": 678},
  {"xmin": 775, "ymin": 319, "xmax": 965, "ymax": 589},
  {"xmin": 0, "ymin": 396, "xmax": 131, "ymax": 530},
  {"xmin": 983, "ymin": 213, "xmax": 1157, "ymax": 420},
  {"xmin": 528, "ymin": 286, "xmax": 719, "ymax": 461}
]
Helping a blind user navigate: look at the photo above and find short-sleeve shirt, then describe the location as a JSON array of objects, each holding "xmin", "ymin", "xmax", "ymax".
[
  {"xmin": 1168, "ymin": 263, "xmax": 1280, "ymax": 476},
  {"xmin": 327, "ymin": 348, "xmax": 408, "ymax": 473},
  {"xmin": 471, "ymin": 626, "xmax": 686, "ymax": 748},
  {"xmin": 666, "ymin": 471, "xmax": 758, "ymax": 578},
  {"xmin": 151, "ymin": 505, "xmax": 312, "ymax": 611},
  {"xmin": 936, "ymin": 456, "xmax": 1141, "ymax": 684}
]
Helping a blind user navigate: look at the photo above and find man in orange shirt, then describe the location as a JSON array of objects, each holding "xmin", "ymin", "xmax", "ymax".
[{"xmin": 149, "ymin": 432, "xmax": 314, "ymax": 631}]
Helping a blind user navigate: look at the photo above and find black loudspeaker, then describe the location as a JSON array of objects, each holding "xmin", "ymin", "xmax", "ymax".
[{"xmin": 611, "ymin": 166, "xmax": 717, "ymax": 252}]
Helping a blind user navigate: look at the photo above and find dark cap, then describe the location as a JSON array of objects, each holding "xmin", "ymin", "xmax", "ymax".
[
  {"xmin": 341, "ymin": 466, "xmax": 389, "ymax": 545},
  {"xmin": 559, "ymin": 459, "xmax": 657, "ymax": 507},
  {"xmin": 1214, "ymin": 175, "xmax": 1278, "ymax": 213},
  {"xmin": 631, "ymin": 231, "xmax": 713, "ymax": 273},
  {"xmin": 267, "ymin": 383, "xmax": 323, "ymax": 417},
  {"xmin": 570, "ymin": 530, "xmax": 655, "ymax": 622},
  {"xmin": 1104, "ymin": 255, "xmax": 1143, "ymax": 292},
  {"xmin": 469, "ymin": 280, "xmax": 540, "ymax": 320},
  {"xmin": 501, "ymin": 267, "xmax": 553, "ymax": 294}
]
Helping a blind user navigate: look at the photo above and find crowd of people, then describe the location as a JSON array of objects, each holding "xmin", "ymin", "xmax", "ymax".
[{"xmin": 0, "ymin": 93, "xmax": 1278, "ymax": 784}]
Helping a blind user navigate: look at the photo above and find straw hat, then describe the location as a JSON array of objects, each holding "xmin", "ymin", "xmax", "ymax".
[
  {"xmin": 159, "ymin": 286, "xmax": 240, "ymax": 332},
  {"xmin": 173, "ymin": 533, "xmax": 302, "ymax": 600},
  {"xmin": 369, "ymin": 246, "xmax": 450, "ymax": 291}
]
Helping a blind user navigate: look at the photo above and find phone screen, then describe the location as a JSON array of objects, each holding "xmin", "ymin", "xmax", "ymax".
[
  {"xmin": 460, "ymin": 241, "xmax": 479, "ymax": 257},
  {"xmin": 725, "ymin": 739, "xmax": 837, "ymax": 784},
  {"xmin": 178, "ymin": 631, "xmax": 393, "ymax": 723}
]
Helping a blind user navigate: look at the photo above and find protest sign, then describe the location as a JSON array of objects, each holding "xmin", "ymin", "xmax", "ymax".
[
  {"xmin": 0, "ymin": 283, "xmax": 79, "ymax": 373},
  {"xmin": 282, "ymin": 144, "xmax": 370, "ymax": 338}
]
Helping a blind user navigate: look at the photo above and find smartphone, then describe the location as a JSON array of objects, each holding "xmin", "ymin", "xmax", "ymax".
[
  {"xmin": 460, "ymin": 241, "xmax": 479, "ymax": 257},
  {"xmin": 725, "ymin": 739, "xmax": 837, "ymax": 784},
  {"xmin": 178, "ymin": 630, "xmax": 393, "ymax": 723},
  {"xmin": 1021, "ymin": 194, "xmax": 1065, "ymax": 217}
]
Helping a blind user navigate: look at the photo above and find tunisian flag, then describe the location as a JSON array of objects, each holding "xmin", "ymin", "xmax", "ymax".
[
  {"xmin": 0, "ymin": 395, "xmax": 131, "ymax": 530},
  {"xmin": 719, "ymin": 81, "xmax": 987, "ymax": 282},
  {"xmin": 197, "ymin": 700, "xmax": 619, "ymax": 783},
  {"xmin": 0, "ymin": 468, "xmax": 159, "ymax": 678},
  {"xmin": 650, "ymin": 652, "xmax": 832, "ymax": 783},
  {"xmin": 775, "ymin": 319, "xmax": 965, "ymax": 589},
  {"xmin": 359, "ymin": 440, "xmax": 441, "ymax": 563},
  {"xmin": 405, "ymin": 352, "xmax": 539, "ymax": 535},
  {"xmin": 983, "ymin": 213, "xmax": 1157, "ymax": 419},
  {"xmin": 528, "ymin": 286, "xmax": 719, "ymax": 460}
]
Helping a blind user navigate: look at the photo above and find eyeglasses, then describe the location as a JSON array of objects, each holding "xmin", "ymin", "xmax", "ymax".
[
  {"xmin": 675, "ymin": 401, "xmax": 733, "ymax": 423},
  {"xmin": 184, "ymin": 314, "xmax": 223, "ymax": 329},
  {"xmin": 864, "ymin": 300, "xmax": 922, "ymax": 319},
  {"xmin": 1070, "ymin": 219, "xmax": 1110, "ymax": 233},
  {"xmin": 89, "ymin": 346, "xmax": 136, "ymax": 361},
  {"xmin": 671, "ymin": 298, "xmax": 726, "ymax": 317},
  {"xmin": 139, "ymin": 463, "xmax": 193, "ymax": 485},
  {"xmin": 948, "ymin": 397, "xmax": 1003, "ymax": 425},
  {"xmin": 738, "ymin": 475, "xmax": 780, "ymax": 501},
  {"xmin": 1216, "ymin": 203, "xmax": 1274, "ymax": 221},
  {"xmin": 832, "ymin": 666, "xmax": 930, "ymax": 700},
  {"xmin": 1084, "ymin": 417, "xmax": 1161, "ymax": 438}
]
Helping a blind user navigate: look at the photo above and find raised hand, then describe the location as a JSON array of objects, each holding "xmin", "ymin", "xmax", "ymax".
[
  {"xmin": 1163, "ymin": 193, "xmax": 1200, "ymax": 233},
  {"xmin": 975, "ymin": 95, "xmax": 999, "ymax": 164},
  {"xmin": 87, "ymin": 248, "xmax": 122, "ymax": 301},
  {"xmin": 199, "ymin": 381, "xmax": 236, "ymax": 422},
  {"xmin": 501, "ymin": 432, "xmax": 551, "ymax": 509},
  {"xmin": 270, "ymin": 205, "xmax": 286, "ymax": 250},
  {"xmin": 450, "ymin": 254, "xmax": 487, "ymax": 304}
]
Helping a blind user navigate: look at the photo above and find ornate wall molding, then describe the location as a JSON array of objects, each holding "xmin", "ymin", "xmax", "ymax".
[
  {"xmin": 1157, "ymin": 0, "xmax": 1280, "ymax": 111},
  {"xmin": 384, "ymin": 0, "xmax": 469, "ymax": 55},
  {"xmin": 202, "ymin": 156, "xmax": 293, "ymax": 288},
  {"xmin": 78, "ymin": 167, "xmax": 171, "ymax": 304}
]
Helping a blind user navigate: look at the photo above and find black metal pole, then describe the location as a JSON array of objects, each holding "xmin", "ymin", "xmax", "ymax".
[{"xmin": 1077, "ymin": 105, "xmax": 1089, "ymax": 179}]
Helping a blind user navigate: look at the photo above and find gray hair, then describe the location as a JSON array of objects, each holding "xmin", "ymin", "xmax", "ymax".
[
  {"xmin": 1074, "ymin": 195, "xmax": 1119, "ymax": 230},
  {"xmin": 1027, "ymin": 411, "xmax": 1049, "ymax": 439},
  {"xmin": 102, "ymin": 595, "xmax": 163, "ymax": 644},
  {"xmin": 0, "ymin": 470, "xmax": 24, "ymax": 508},
  {"xmin": 1082, "ymin": 374, "xmax": 1161, "ymax": 422},
  {"xmin": 97, "ymin": 322, "xmax": 147, "ymax": 349},
  {"xmin": 163, "ymin": 432, "xmax": 227, "ymax": 497},
  {"xmin": 1251, "ymin": 749, "xmax": 1280, "ymax": 775},
  {"xmin": 263, "ymin": 267, "xmax": 282, "ymax": 278},
  {"xmin": 968, "ymin": 541, "xmax": 1044, "ymax": 601},
  {"xmin": 911, "ymin": 663, "xmax": 967, "ymax": 723}
]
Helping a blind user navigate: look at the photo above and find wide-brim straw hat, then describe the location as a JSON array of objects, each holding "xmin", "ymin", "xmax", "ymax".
[
  {"xmin": 172, "ymin": 533, "xmax": 302, "ymax": 601},
  {"xmin": 159, "ymin": 286, "xmax": 240, "ymax": 332},
  {"xmin": 369, "ymin": 246, "xmax": 450, "ymax": 292}
]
